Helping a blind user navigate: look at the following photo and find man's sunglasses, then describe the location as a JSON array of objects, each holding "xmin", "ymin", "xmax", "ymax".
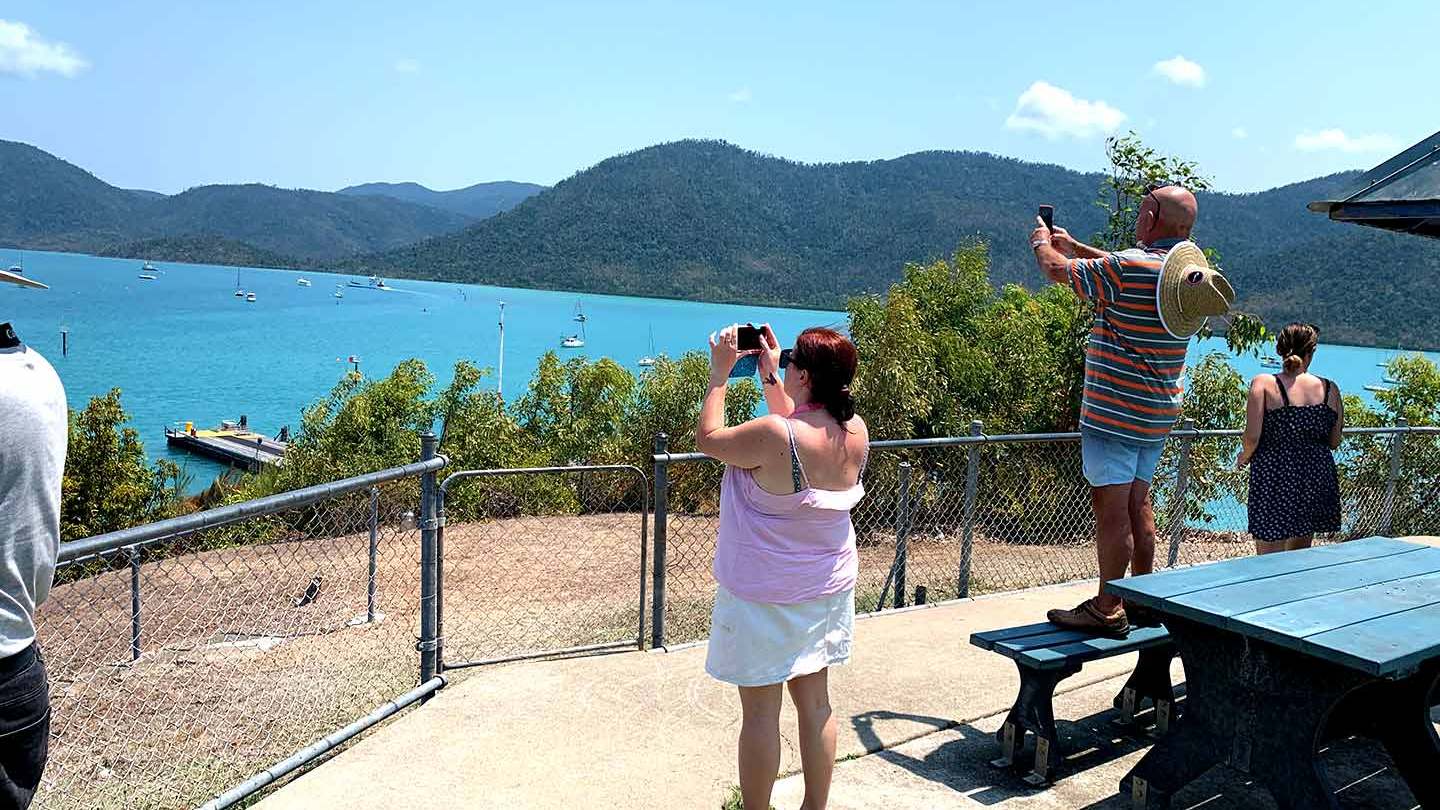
[{"xmin": 779, "ymin": 348, "xmax": 796, "ymax": 369}]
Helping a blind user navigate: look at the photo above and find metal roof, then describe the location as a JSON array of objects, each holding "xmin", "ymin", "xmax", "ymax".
[{"xmin": 1308, "ymin": 128, "xmax": 1440, "ymax": 238}]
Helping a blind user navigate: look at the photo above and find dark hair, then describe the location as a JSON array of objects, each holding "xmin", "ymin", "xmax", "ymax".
[
  {"xmin": 1276, "ymin": 322, "xmax": 1320, "ymax": 374},
  {"xmin": 790, "ymin": 327, "xmax": 858, "ymax": 428}
]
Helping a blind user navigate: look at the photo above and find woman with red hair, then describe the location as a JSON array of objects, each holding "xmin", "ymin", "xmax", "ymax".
[{"xmin": 697, "ymin": 324, "xmax": 869, "ymax": 810}]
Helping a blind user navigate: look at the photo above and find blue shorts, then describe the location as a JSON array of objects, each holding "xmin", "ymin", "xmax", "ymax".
[{"xmin": 1081, "ymin": 430, "xmax": 1164, "ymax": 487}]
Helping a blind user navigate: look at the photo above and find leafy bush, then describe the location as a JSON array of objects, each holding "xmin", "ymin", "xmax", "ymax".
[{"xmin": 61, "ymin": 389, "xmax": 182, "ymax": 542}]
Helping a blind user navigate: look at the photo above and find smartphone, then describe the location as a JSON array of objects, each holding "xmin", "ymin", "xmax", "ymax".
[
  {"xmin": 737, "ymin": 324, "xmax": 762, "ymax": 352},
  {"xmin": 728, "ymin": 355, "xmax": 759, "ymax": 379},
  {"xmin": 1038, "ymin": 204, "xmax": 1055, "ymax": 231},
  {"xmin": 729, "ymin": 324, "xmax": 763, "ymax": 378}
]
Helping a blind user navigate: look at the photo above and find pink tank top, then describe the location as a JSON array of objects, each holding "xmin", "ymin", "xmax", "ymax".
[{"xmin": 712, "ymin": 420, "xmax": 866, "ymax": 604}]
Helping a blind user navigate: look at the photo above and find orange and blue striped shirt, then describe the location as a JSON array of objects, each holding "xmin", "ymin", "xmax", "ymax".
[{"xmin": 1068, "ymin": 238, "xmax": 1189, "ymax": 443}]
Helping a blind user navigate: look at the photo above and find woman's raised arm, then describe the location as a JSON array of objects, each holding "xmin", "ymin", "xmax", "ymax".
[{"xmin": 696, "ymin": 325, "xmax": 784, "ymax": 469}]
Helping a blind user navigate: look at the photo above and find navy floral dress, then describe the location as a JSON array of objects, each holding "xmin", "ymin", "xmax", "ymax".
[{"xmin": 1247, "ymin": 376, "xmax": 1342, "ymax": 541}]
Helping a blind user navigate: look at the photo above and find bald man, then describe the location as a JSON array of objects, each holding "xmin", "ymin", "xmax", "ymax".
[{"xmin": 1029, "ymin": 184, "xmax": 1199, "ymax": 637}]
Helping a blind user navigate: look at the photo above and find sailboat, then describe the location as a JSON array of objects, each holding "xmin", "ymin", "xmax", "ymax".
[
  {"xmin": 1377, "ymin": 342, "xmax": 1402, "ymax": 368},
  {"xmin": 333, "ymin": 283, "xmax": 345, "ymax": 299},
  {"xmin": 138, "ymin": 261, "xmax": 159, "ymax": 280},
  {"xmin": 637, "ymin": 325, "xmax": 657, "ymax": 367},
  {"xmin": 296, "ymin": 277, "xmax": 312, "ymax": 287},
  {"xmin": 560, "ymin": 301, "xmax": 588, "ymax": 348},
  {"xmin": 7, "ymin": 250, "xmax": 22, "ymax": 276},
  {"xmin": 234, "ymin": 267, "xmax": 245, "ymax": 298}
]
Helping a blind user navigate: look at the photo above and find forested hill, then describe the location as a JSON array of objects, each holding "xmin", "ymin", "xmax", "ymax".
[
  {"xmin": 355, "ymin": 140, "xmax": 1440, "ymax": 350},
  {"xmin": 337, "ymin": 180, "xmax": 545, "ymax": 219},
  {"xmin": 0, "ymin": 140, "xmax": 474, "ymax": 261}
]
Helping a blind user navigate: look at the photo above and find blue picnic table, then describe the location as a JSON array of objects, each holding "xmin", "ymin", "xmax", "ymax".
[{"xmin": 1106, "ymin": 536, "xmax": 1440, "ymax": 810}]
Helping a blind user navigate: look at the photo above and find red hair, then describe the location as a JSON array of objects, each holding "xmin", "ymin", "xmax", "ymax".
[{"xmin": 791, "ymin": 327, "xmax": 858, "ymax": 427}]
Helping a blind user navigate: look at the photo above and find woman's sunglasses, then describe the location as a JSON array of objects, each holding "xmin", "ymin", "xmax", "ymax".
[{"xmin": 779, "ymin": 348, "xmax": 795, "ymax": 369}]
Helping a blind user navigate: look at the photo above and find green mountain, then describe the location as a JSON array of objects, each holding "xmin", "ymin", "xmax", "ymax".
[
  {"xmin": 97, "ymin": 234, "xmax": 300, "ymax": 269},
  {"xmin": 0, "ymin": 140, "xmax": 473, "ymax": 261},
  {"xmin": 138, "ymin": 184, "xmax": 472, "ymax": 260},
  {"xmin": 355, "ymin": 140, "xmax": 1440, "ymax": 350},
  {"xmin": 0, "ymin": 140, "xmax": 143, "ymax": 246},
  {"xmin": 337, "ymin": 180, "xmax": 545, "ymax": 219}
]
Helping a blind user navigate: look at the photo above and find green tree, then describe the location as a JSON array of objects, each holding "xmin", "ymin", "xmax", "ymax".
[
  {"xmin": 61, "ymin": 389, "xmax": 181, "ymax": 541},
  {"xmin": 267, "ymin": 359, "xmax": 437, "ymax": 491},
  {"xmin": 1154, "ymin": 353, "xmax": 1249, "ymax": 528},
  {"xmin": 625, "ymin": 351, "xmax": 761, "ymax": 511},
  {"xmin": 515, "ymin": 352, "xmax": 637, "ymax": 466},
  {"xmin": 1340, "ymin": 354, "xmax": 1440, "ymax": 537}
]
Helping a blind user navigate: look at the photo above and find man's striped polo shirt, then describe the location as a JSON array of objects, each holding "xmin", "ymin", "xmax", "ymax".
[{"xmin": 1068, "ymin": 237, "xmax": 1189, "ymax": 444}]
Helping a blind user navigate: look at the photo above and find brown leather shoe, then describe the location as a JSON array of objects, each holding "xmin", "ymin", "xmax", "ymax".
[{"xmin": 1047, "ymin": 598, "xmax": 1130, "ymax": 639}]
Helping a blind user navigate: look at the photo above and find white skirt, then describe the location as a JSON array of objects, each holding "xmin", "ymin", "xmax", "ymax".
[{"xmin": 704, "ymin": 585, "xmax": 854, "ymax": 687}]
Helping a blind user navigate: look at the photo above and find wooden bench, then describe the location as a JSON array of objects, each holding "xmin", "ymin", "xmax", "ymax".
[{"xmin": 970, "ymin": 622, "xmax": 1177, "ymax": 785}]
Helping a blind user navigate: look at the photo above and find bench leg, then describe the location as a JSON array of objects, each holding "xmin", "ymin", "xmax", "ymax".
[
  {"xmin": 992, "ymin": 661, "xmax": 1080, "ymax": 784},
  {"xmin": 1113, "ymin": 643, "xmax": 1178, "ymax": 734},
  {"xmin": 1370, "ymin": 669, "xmax": 1440, "ymax": 808}
]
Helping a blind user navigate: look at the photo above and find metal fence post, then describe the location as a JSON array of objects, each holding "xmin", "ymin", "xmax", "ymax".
[
  {"xmin": 418, "ymin": 433, "xmax": 440, "ymax": 685},
  {"xmin": 958, "ymin": 420, "xmax": 982, "ymax": 599},
  {"xmin": 892, "ymin": 462, "xmax": 913, "ymax": 609},
  {"xmin": 367, "ymin": 486, "xmax": 379, "ymax": 623},
  {"xmin": 128, "ymin": 547, "xmax": 141, "ymax": 661},
  {"xmin": 1164, "ymin": 418, "xmax": 1195, "ymax": 568},
  {"xmin": 651, "ymin": 433, "xmax": 669, "ymax": 649},
  {"xmin": 1381, "ymin": 418, "xmax": 1408, "ymax": 536}
]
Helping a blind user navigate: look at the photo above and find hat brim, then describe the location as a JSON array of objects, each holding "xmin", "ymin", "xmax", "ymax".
[
  {"xmin": 0, "ymin": 269, "xmax": 47, "ymax": 289},
  {"xmin": 1156, "ymin": 241, "xmax": 1207, "ymax": 339}
]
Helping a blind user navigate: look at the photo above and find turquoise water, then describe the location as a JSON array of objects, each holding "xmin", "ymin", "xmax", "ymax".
[
  {"xmin": 3, "ymin": 251, "xmax": 841, "ymax": 486},
  {"xmin": 4, "ymin": 250, "xmax": 1435, "ymax": 490}
]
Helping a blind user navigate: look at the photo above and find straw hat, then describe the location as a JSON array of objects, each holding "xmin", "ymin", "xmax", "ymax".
[
  {"xmin": 0, "ymin": 267, "xmax": 47, "ymax": 290},
  {"xmin": 1156, "ymin": 241, "xmax": 1234, "ymax": 339}
]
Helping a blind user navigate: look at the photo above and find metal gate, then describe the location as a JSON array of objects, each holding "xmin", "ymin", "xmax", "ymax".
[{"xmin": 435, "ymin": 465, "xmax": 649, "ymax": 669}]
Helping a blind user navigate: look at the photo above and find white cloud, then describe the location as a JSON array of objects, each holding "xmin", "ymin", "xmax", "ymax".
[
  {"xmin": 1004, "ymin": 81, "xmax": 1125, "ymax": 140},
  {"xmin": 727, "ymin": 87, "xmax": 752, "ymax": 103},
  {"xmin": 1294, "ymin": 128, "xmax": 1399, "ymax": 153},
  {"xmin": 0, "ymin": 20, "xmax": 87, "ymax": 78},
  {"xmin": 393, "ymin": 58, "xmax": 421, "ymax": 74},
  {"xmin": 1231, "ymin": 127, "xmax": 1248, "ymax": 139},
  {"xmin": 1152, "ymin": 55, "xmax": 1206, "ymax": 87}
]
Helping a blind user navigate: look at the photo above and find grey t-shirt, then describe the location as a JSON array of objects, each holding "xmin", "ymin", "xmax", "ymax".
[{"xmin": 0, "ymin": 343, "xmax": 67, "ymax": 657}]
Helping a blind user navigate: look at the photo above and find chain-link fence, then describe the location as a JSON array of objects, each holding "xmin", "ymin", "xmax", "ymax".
[
  {"xmin": 33, "ymin": 442, "xmax": 446, "ymax": 810},
  {"xmin": 28, "ymin": 424, "xmax": 1439, "ymax": 807},
  {"xmin": 435, "ymin": 465, "xmax": 650, "ymax": 669},
  {"xmin": 652, "ymin": 423, "xmax": 1440, "ymax": 647}
]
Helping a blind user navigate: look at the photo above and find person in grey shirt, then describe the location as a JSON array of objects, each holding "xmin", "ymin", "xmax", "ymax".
[{"xmin": 0, "ymin": 266, "xmax": 66, "ymax": 810}]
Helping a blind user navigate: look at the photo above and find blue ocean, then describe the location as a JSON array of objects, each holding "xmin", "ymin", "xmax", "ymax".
[{"xmin": 4, "ymin": 250, "xmax": 1434, "ymax": 490}]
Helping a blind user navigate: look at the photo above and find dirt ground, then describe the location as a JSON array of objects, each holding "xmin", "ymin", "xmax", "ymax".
[{"xmin": 31, "ymin": 509, "xmax": 1264, "ymax": 810}]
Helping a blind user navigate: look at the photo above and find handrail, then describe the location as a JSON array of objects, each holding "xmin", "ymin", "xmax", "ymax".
[
  {"xmin": 651, "ymin": 424, "xmax": 1436, "ymax": 464},
  {"xmin": 58, "ymin": 455, "xmax": 449, "ymax": 565}
]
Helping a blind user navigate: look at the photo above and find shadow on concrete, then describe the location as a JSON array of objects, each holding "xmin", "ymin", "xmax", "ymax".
[
  {"xmin": 1075, "ymin": 734, "xmax": 1420, "ymax": 809},
  {"xmin": 848, "ymin": 704, "xmax": 1420, "ymax": 809},
  {"xmin": 849, "ymin": 703, "xmax": 1169, "ymax": 806}
]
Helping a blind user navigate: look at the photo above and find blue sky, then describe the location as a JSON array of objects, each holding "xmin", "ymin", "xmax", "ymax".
[{"xmin": 4, "ymin": 1, "xmax": 1436, "ymax": 195}]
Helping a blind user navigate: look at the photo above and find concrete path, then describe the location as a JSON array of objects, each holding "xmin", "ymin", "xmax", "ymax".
[
  {"xmin": 772, "ymin": 666, "xmax": 1421, "ymax": 809},
  {"xmin": 255, "ymin": 565, "xmax": 1430, "ymax": 809},
  {"xmin": 257, "ymin": 580, "xmax": 1146, "ymax": 809}
]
